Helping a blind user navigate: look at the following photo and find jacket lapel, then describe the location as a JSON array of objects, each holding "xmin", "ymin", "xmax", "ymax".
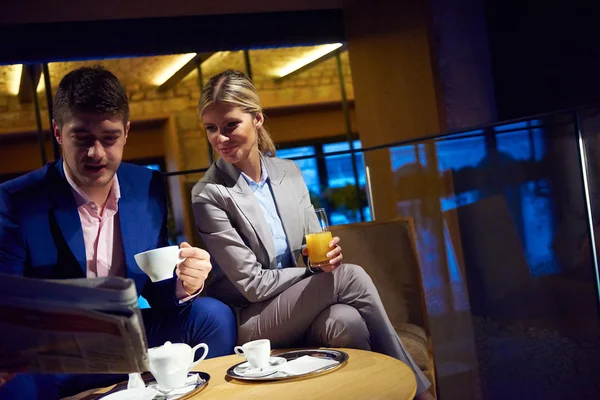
[
  {"xmin": 216, "ymin": 158, "xmax": 276, "ymax": 267},
  {"xmin": 116, "ymin": 174, "xmax": 139, "ymax": 276},
  {"xmin": 263, "ymin": 157, "xmax": 303, "ymax": 267},
  {"xmin": 50, "ymin": 161, "xmax": 86, "ymax": 275}
]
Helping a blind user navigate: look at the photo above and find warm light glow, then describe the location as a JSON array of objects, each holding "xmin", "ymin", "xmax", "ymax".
[
  {"xmin": 201, "ymin": 51, "xmax": 231, "ymax": 69},
  {"xmin": 37, "ymin": 72, "xmax": 45, "ymax": 93},
  {"xmin": 8, "ymin": 64, "xmax": 23, "ymax": 95},
  {"xmin": 274, "ymin": 43, "xmax": 343, "ymax": 78},
  {"xmin": 152, "ymin": 52, "xmax": 231, "ymax": 86},
  {"xmin": 152, "ymin": 53, "xmax": 197, "ymax": 86}
]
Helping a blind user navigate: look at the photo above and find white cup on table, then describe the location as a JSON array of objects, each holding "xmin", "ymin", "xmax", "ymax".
[{"xmin": 234, "ymin": 339, "xmax": 271, "ymax": 369}]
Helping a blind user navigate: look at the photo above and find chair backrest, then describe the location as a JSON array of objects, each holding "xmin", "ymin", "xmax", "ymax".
[{"xmin": 330, "ymin": 218, "xmax": 428, "ymax": 330}]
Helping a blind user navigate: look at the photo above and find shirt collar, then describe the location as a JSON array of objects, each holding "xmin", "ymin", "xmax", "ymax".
[
  {"xmin": 241, "ymin": 160, "xmax": 269, "ymax": 190},
  {"xmin": 63, "ymin": 160, "xmax": 121, "ymax": 211}
]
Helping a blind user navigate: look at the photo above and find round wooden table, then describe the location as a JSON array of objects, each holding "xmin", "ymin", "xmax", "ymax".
[
  {"xmin": 189, "ymin": 348, "xmax": 416, "ymax": 399},
  {"xmin": 87, "ymin": 348, "xmax": 416, "ymax": 400}
]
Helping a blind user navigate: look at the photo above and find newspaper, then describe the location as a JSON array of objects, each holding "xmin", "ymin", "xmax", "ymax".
[{"xmin": 0, "ymin": 273, "xmax": 150, "ymax": 374}]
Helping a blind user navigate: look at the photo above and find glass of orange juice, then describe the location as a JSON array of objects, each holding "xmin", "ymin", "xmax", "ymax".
[{"xmin": 305, "ymin": 208, "xmax": 333, "ymax": 269}]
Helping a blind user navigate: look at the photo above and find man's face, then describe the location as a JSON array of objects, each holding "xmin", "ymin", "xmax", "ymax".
[{"xmin": 53, "ymin": 112, "xmax": 129, "ymax": 189}]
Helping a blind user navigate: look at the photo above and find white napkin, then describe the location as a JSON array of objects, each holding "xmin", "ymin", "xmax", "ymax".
[{"xmin": 279, "ymin": 355, "xmax": 339, "ymax": 376}]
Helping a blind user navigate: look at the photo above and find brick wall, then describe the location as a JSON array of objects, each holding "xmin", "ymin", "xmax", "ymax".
[{"xmin": 0, "ymin": 49, "xmax": 354, "ymax": 176}]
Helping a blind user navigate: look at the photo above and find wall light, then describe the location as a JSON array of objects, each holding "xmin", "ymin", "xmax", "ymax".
[
  {"xmin": 8, "ymin": 64, "xmax": 23, "ymax": 95},
  {"xmin": 200, "ymin": 51, "xmax": 231, "ymax": 70},
  {"xmin": 152, "ymin": 53, "xmax": 197, "ymax": 86},
  {"xmin": 275, "ymin": 43, "xmax": 343, "ymax": 78},
  {"xmin": 37, "ymin": 72, "xmax": 45, "ymax": 93},
  {"xmin": 152, "ymin": 51, "xmax": 231, "ymax": 90}
]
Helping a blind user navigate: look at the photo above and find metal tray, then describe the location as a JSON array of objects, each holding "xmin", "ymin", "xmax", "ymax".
[
  {"xmin": 226, "ymin": 348, "xmax": 349, "ymax": 382},
  {"xmin": 97, "ymin": 371, "xmax": 210, "ymax": 400}
]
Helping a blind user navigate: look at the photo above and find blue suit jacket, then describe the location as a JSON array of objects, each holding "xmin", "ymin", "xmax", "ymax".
[{"xmin": 0, "ymin": 160, "xmax": 179, "ymax": 310}]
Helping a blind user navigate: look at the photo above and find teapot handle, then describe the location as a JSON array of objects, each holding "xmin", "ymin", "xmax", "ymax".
[{"xmin": 190, "ymin": 343, "xmax": 209, "ymax": 370}]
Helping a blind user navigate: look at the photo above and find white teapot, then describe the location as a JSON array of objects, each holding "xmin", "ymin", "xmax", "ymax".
[{"xmin": 148, "ymin": 341, "xmax": 208, "ymax": 391}]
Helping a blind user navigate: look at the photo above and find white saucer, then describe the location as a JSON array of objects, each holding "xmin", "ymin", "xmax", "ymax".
[
  {"xmin": 101, "ymin": 387, "xmax": 158, "ymax": 400},
  {"xmin": 99, "ymin": 372, "xmax": 210, "ymax": 400},
  {"xmin": 233, "ymin": 356, "xmax": 287, "ymax": 377}
]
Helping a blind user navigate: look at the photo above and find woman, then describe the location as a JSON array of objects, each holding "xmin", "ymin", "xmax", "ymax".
[{"xmin": 192, "ymin": 70, "xmax": 433, "ymax": 399}]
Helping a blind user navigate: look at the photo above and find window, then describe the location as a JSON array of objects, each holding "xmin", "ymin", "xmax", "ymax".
[
  {"xmin": 278, "ymin": 139, "xmax": 371, "ymax": 226},
  {"xmin": 494, "ymin": 121, "xmax": 555, "ymax": 275},
  {"xmin": 143, "ymin": 164, "xmax": 162, "ymax": 172},
  {"xmin": 323, "ymin": 140, "xmax": 369, "ymax": 224},
  {"xmin": 277, "ymin": 146, "xmax": 320, "ymax": 195}
]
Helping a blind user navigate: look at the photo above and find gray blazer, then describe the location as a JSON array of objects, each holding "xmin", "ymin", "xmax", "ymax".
[{"xmin": 191, "ymin": 156, "xmax": 319, "ymax": 309}]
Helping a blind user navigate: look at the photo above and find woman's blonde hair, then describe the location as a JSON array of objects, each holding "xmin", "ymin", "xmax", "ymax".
[{"xmin": 199, "ymin": 69, "xmax": 276, "ymax": 157}]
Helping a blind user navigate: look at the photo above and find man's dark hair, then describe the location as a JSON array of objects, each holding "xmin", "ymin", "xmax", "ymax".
[{"xmin": 53, "ymin": 66, "xmax": 129, "ymax": 127}]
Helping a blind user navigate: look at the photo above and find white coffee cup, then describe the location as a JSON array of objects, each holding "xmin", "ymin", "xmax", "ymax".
[
  {"xmin": 134, "ymin": 246, "xmax": 185, "ymax": 282},
  {"xmin": 234, "ymin": 339, "xmax": 271, "ymax": 369}
]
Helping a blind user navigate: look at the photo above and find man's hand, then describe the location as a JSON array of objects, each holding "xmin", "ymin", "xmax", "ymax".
[
  {"xmin": 0, "ymin": 372, "xmax": 15, "ymax": 388},
  {"xmin": 176, "ymin": 242, "xmax": 211, "ymax": 294}
]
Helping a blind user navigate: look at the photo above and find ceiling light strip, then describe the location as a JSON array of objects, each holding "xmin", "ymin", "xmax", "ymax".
[
  {"xmin": 8, "ymin": 64, "xmax": 23, "ymax": 95},
  {"xmin": 275, "ymin": 43, "xmax": 344, "ymax": 79}
]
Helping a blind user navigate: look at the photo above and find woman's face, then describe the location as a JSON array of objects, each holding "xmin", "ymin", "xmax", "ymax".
[{"xmin": 202, "ymin": 102, "xmax": 263, "ymax": 166}]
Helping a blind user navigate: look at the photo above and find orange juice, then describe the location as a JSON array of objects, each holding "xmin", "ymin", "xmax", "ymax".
[{"xmin": 305, "ymin": 231, "xmax": 333, "ymax": 267}]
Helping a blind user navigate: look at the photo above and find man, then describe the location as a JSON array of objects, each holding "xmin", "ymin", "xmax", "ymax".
[{"xmin": 0, "ymin": 66, "xmax": 237, "ymax": 399}]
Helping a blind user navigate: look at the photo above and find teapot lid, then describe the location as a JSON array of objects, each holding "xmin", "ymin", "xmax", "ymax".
[{"xmin": 148, "ymin": 341, "xmax": 190, "ymax": 359}]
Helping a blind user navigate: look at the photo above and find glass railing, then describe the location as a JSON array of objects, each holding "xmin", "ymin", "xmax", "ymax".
[
  {"xmin": 166, "ymin": 105, "xmax": 600, "ymax": 399},
  {"xmin": 5, "ymin": 98, "xmax": 597, "ymax": 398}
]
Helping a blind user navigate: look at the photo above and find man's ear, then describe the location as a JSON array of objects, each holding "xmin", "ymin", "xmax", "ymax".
[{"xmin": 52, "ymin": 120, "xmax": 62, "ymax": 145}]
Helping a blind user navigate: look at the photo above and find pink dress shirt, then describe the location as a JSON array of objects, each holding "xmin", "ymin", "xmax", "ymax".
[{"xmin": 64, "ymin": 164, "xmax": 196, "ymax": 302}]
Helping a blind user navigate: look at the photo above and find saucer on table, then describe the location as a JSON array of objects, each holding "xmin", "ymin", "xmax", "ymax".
[
  {"xmin": 233, "ymin": 356, "xmax": 286, "ymax": 377},
  {"xmin": 99, "ymin": 372, "xmax": 210, "ymax": 400}
]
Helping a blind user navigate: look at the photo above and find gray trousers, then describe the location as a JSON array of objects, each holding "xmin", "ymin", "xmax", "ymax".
[{"xmin": 238, "ymin": 263, "xmax": 431, "ymax": 395}]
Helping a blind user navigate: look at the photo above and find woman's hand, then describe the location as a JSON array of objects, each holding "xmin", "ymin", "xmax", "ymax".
[{"xmin": 302, "ymin": 236, "xmax": 343, "ymax": 273}]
